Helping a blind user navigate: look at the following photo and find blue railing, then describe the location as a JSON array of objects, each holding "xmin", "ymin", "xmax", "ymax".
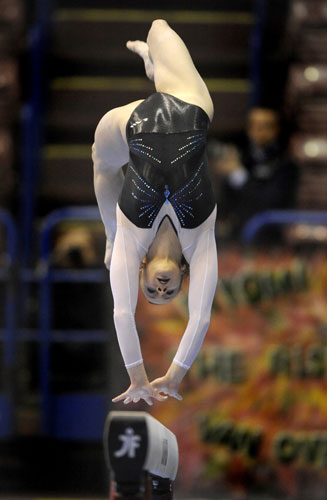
[
  {"xmin": 242, "ymin": 210, "xmax": 327, "ymax": 243},
  {"xmin": 250, "ymin": 0, "xmax": 266, "ymax": 106},
  {"xmin": 0, "ymin": 209, "xmax": 17, "ymax": 438},
  {"xmin": 38, "ymin": 206, "xmax": 109, "ymax": 439},
  {"xmin": 21, "ymin": 0, "xmax": 53, "ymax": 266}
]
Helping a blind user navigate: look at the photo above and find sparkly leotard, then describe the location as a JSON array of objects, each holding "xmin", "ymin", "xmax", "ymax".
[
  {"xmin": 93, "ymin": 92, "xmax": 218, "ymax": 371},
  {"xmin": 119, "ymin": 92, "xmax": 216, "ymax": 228}
]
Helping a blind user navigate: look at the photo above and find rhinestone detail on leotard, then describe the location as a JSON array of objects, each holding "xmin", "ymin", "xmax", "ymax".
[
  {"xmin": 169, "ymin": 162, "xmax": 204, "ymax": 226},
  {"xmin": 129, "ymin": 165, "xmax": 162, "ymax": 226},
  {"xmin": 164, "ymin": 185, "xmax": 170, "ymax": 204},
  {"xmin": 129, "ymin": 138, "xmax": 162, "ymax": 164},
  {"xmin": 170, "ymin": 133, "xmax": 206, "ymax": 164},
  {"xmin": 130, "ymin": 133, "xmax": 205, "ymax": 167},
  {"xmin": 129, "ymin": 161, "xmax": 205, "ymax": 227}
]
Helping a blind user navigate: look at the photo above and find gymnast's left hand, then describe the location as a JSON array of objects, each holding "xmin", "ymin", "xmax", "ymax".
[
  {"xmin": 150, "ymin": 362, "xmax": 187, "ymax": 401},
  {"xmin": 112, "ymin": 383, "xmax": 168, "ymax": 406},
  {"xmin": 150, "ymin": 376, "xmax": 183, "ymax": 401}
]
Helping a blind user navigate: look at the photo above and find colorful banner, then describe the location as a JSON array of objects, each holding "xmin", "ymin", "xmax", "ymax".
[{"xmin": 135, "ymin": 249, "xmax": 327, "ymax": 499}]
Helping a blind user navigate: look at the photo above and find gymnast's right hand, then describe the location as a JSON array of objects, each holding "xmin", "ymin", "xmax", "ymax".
[{"xmin": 112, "ymin": 383, "xmax": 168, "ymax": 406}]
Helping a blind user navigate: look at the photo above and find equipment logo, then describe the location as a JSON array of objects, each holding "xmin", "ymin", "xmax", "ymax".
[{"xmin": 114, "ymin": 427, "xmax": 141, "ymax": 458}]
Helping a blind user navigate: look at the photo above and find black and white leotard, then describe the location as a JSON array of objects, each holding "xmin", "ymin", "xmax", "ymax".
[
  {"xmin": 95, "ymin": 92, "xmax": 218, "ymax": 370},
  {"xmin": 120, "ymin": 92, "xmax": 216, "ymax": 228}
]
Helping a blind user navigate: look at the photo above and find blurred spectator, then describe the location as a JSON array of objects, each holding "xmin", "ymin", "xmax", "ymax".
[
  {"xmin": 51, "ymin": 225, "xmax": 104, "ymax": 329},
  {"xmin": 210, "ymin": 107, "xmax": 299, "ymax": 243},
  {"xmin": 51, "ymin": 226, "xmax": 99, "ymax": 269}
]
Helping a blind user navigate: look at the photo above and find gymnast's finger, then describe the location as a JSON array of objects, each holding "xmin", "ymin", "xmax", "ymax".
[
  {"xmin": 154, "ymin": 392, "xmax": 168, "ymax": 401},
  {"xmin": 172, "ymin": 392, "xmax": 183, "ymax": 401},
  {"xmin": 123, "ymin": 397, "xmax": 132, "ymax": 405},
  {"xmin": 112, "ymin": 392, "xmax": 127, "ymax": 403},
  {"xmin": 143, "ymin": 396, "xmax": 153, "ymax": 406}
]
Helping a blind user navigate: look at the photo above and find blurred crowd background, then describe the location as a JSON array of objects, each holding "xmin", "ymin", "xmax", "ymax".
[{"xmin": 0, "ymin": 0, "xmax": 326, "ymax": 498}]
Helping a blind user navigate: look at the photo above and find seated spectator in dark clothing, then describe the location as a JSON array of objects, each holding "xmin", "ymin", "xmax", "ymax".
[{"xmin": 211, "ymin": 107, "xmax": 299, "ymax": 244}]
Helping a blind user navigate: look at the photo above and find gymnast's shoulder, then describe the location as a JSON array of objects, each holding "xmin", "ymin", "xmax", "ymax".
[{"xmin": 93, "ymin": 99, "xmax": 145, "ymax": 168}]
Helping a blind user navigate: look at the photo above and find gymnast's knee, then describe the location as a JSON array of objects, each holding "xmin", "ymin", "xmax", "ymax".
[
  {"xmin": 151, "ymin": 19, "xmax": 169, "ymax": 29},
  {"xmin": 147, "ymin": 19, "xmax": 170, "ymax": 43}
]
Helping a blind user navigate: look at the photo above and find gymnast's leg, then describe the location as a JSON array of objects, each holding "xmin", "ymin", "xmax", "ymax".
[{"xmin": 127, "ymin": 19, "xmax": 213, "ymax": 120}]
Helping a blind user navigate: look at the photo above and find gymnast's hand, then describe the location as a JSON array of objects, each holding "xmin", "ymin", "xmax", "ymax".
[
  {"xmin": 112, "ymin": 363, "xmax": 168, "ymax": 406},
  {"xmin": 112, "ymin": 383, "xmax": 168, "ymax": 406},
  {"xmin": 150, "ymin": 376, "xmax": 183, "ymax": 401},
  {"xmin": 150, "ymin": 362, "xmax": 188, "ymax": 401}
]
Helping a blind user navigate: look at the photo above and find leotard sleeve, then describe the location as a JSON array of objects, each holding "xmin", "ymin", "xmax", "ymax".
[
  {"xmin": 110, "ymin": 220, "xmax": 147, "ymax": 368},
  {"xmin": 173, "ymin": 227, "xmax": 218, "ymax": 370},
  {"xmin": 92, "ymin": 109, "xmax": 128, "ymax": 248}
]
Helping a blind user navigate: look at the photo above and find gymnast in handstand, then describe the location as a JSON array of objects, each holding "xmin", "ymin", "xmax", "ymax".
[{"xmin": 93, "ymin": 19, "xmax": 217, "ymax": 405}]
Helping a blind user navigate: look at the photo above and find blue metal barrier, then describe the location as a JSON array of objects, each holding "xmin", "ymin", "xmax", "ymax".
[
  {"xmin": 250, "ymin": 0, "xmax": 266, "ymax": 106},
  {"xmin": 0, "ymin": 209, "xmax": 17, "ymax": 438},
  {"xmin": 21, "ymin": 0, "xmax": 53, "ymax": 266},
  {"xmin": 39, "ymin": 206, "xmax": 109, "ymax": 439},
  {"xmin": 242, "ymin": 210, "xmax": 327, "ymax": 244}
]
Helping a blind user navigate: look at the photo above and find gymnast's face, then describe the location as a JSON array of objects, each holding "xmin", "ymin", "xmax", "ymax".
[{"xmin": 140, "ymin": 257, "xmax": 183, "ymax": 304}]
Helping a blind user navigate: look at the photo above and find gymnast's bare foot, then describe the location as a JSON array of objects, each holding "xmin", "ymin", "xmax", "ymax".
[{"xmin": 126, "ymin": 40, "xmax": 154, "ymax": 82}]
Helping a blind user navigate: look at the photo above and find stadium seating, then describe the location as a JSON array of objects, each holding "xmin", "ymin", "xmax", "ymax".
[
  {"xmin": 288, "ymin": 0, "xmax": 327, "ymax": 63},
  {"xmin": 0, "ymin": 59, "xmax": 19, "ymax": 126},
  {"xmin": 285, "ymin": 0, "xmax": 327, "ymax": 211},
  {"xmin": 0, "ymin": 0, "xmax": 23, "ymax": 211},
  {"xmin": 0, "ymin": 0, "xmax": 24, "ymax": 55},
  {"xmin": 0, "ymin": 128, "xmax": 14, "ymax": 205}
]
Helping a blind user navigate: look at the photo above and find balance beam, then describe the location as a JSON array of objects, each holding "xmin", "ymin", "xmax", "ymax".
[{"xmin": 104, "ymin": 411, "xmax": 178, "ymax": 499}]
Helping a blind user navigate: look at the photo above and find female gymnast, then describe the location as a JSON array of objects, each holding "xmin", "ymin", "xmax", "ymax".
[{"xmin": 92, "ymin": 20, "xmax": 217, "ymax": 406}]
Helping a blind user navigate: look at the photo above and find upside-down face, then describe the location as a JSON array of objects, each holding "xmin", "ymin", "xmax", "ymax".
[{"xmin": 140, "ymin": 257, "xmax": 185, "ymax": 304}]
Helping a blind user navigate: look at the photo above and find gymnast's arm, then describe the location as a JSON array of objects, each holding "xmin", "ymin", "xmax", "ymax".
[
  {"xmin": 93, "ymin": 108, "xmax": 165, "ymax": 404},
  {"xmin": 151, "ymin": 226, "xmax": 218, "ymax": 398},
  {"xmin": 175, "ymin": 226, "xmax": 218, "ymax": 367},
  {"xmin": 110, "ymin": 224, "xmax": 168, "ymax": 405},
  {"xmin": 92, "ymin": 110, "xmax": 127, "ymax": 269}
]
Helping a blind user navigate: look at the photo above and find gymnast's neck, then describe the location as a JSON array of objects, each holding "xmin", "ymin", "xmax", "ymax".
[{"xmin": 146, "ymin": 216, "xmax": 182, "ymax": 264}]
